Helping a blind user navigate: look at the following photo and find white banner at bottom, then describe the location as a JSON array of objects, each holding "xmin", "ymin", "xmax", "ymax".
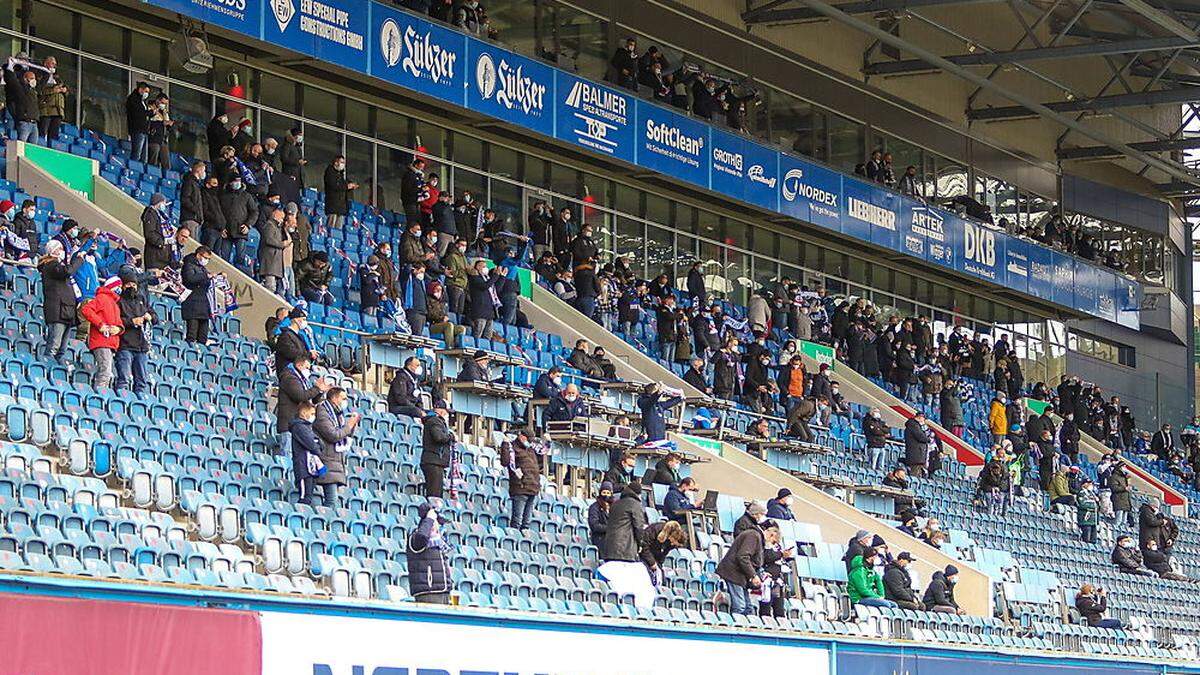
[{"xmin": 260, "ymin": 610, "xmax": 829, "ymax": 675}]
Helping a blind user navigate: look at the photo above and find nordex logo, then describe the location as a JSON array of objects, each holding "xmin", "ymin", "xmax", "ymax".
[
  {"xmin": 781, "ymin": 168, "xmax": 837, "ymax": 207},
  {"xmin": 475, "ymin": 53, "xmax": 546, "ymax": 114},
  {"xmin": 271, "ymin": 0, "xmax": 295, "ymax": 33}
]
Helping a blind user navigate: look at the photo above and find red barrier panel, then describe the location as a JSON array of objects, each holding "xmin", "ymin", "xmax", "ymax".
[{"xmin": 0, "ymin": 592, "xmax": 261, "ymax": 675}]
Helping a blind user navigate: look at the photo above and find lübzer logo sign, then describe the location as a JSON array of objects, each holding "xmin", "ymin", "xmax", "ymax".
[
  {"xmin": 475, "ymin": 53, "xmax": 546, "ymax": 115},
  {"xmin": 379, "ymin": 19, "xmax": 458, "ymax": 84}
]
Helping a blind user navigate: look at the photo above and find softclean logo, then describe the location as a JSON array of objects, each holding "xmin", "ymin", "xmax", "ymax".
[
  {"xmin": 379, "ymin": 18, "xmax": 403, "ymax": 67},
  {"xmin": 271, "ymin": 0, "xmax": 296, "ymax": 33}
]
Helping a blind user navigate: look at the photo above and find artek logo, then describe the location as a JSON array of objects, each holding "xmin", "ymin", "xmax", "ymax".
[
  {"xmin": 476, "ymin": 53, "xmax": 546, "ymax": 114},
  {"xmin": 909, "ymin": 206, "xmax": 945, "ymax": 241},
  {"xmin": 379, "ymin": 18, "xmax": 403, "ymax": 67},
  {"xmin": 271, "ymin": 0, "xmax": 296, "ymax": 33}
]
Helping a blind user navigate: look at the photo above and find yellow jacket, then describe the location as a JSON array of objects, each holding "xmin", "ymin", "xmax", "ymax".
[{"xmin": 988, "ymin": 400, "xmax": 1008, "ymax": 436}]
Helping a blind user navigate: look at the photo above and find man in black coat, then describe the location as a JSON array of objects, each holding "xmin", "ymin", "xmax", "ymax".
[
  {"xmin": 12, "ymin": 199, "xmax": 37, "ymax": 255},
  {"xmin": 406, "ymin": 501, "xmax": 452, "ymax": 603},
  {"xmin": 5, "ymin": 63, "xmax": 40, "ymax": 144},
  {"xmin": 842, "ymin": 529, "xmax": 874, "ymax": 571},
  {"xmin": 862, "ymin": 408, "xmax": 890, "ymax": 471},
  {"xmin": 37, "ymin": 238, "xmax": 83, "ymax": 361},
  {"xmin": 923, "ymin": 565, "xmax": 962, "ymax": 614},
  {"xmin": 420, "ymin": 405, "xmax": 455, "ymax": 498},
  {"xmin": 466, "ymin": 261, "xmax": 499, "ymax": 338},
  {"xmin": 323, "ymin": 155, "xmax": 356, "ymax": 228},
  {"xmin": 1139, "ymin": 498, "xmax": 1168, "ymax": 550},
  {"xmin": 218, "ymin": 179, "xmax": 256, "ymax": 270},
  {"xmin": 883, "ymin": 552, "xmax": 922, "ymax": 610},
  {"xmin": 683, "ymin": 358, "xmax": 710, "ymax": 395},
  {"xmin": 716, "ymin": 518, "xmax": 772, "ymax": 615},
  {"xmin": 179, "ymin": 160, "xmax": 206, "ymax": 228},
  {"xmin": 587, "ymin": 481, "xmax": 614, "ymax": 549},
  {"xmin": 387, "ymin": 357, "xmax": 426, "ymax": 419},
  {"xmin": 903, "ymin": 412, "xmax": 932, "ymax": 477},
  {"xmin": 276, "ymin": 352, "xmax": 330, "ymax": 456},
  {"xmin": 399, "ymin": 158, "xmax": 427, "ymax": 224},
  {"xmin": 272, "ymin": 308, "xmax": 313, "ymax": 372},
  {"xmin": 180, "ymin": 248, "xmax": 213, "ymax": 344},
  {"xmin": 141, "ymin": 193, "xmax": 173, "ymax": 271},
  {"xmin": 124, "ymin": 81, "xmax": 152, "ymax": 160},
  {"xmin": 1151, "ymin": 424, "xmax": 1175, "ymax": 461},
  {"xmin": 205, "ymin": 112, "xmax": 232, "ymax": 163},
  {"xmin": 686, "ymin": 261, "xmax": 706, "ymax": 307},
  {"xmin": 279, "ymin": 128, "xmax": 306, "ymax": 188},
  {"xmin": 609, "ymin": 37, "xmax": 639, "ymax": 90},
  {"xmin": 113, "ymin": 270, "xmax": 156, "ymax": 394},
  {"xmin": 602, "ymin": 481, "xmax": 646, "ymax": 562},
  {"xmin": 1112, "ymin": 535, "xmax": 1154, "ymax": 576},
  {"xmin": 199, "ymin": 176, "xmax": 226, "ymax": 251}
]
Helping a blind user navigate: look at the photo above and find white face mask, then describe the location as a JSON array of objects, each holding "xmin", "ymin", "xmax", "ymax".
[
  {"xmin": 295, "ymin": 135, "xmax": 303, "ymax": 144},
  {"xmin": 301, "ymin": 415, "xmax": 316, "ymax": 424},
  {"xmin": 198, "ymin": 257, "xmax": 210, "ymax": 266},
  {"xmin": 336, "ymin": 399, "xmax": 348, "ymax": 412},
  {"xmin": 218, "ymin": 115, "xmax": 228, "ymax": 124},
  {"xmin": 23, "ymin": 209, "xmax": 34, "ymax": 219},
  {"xmin": 140, "ymin": 91, "xmax": 148, "ymax": 100}
]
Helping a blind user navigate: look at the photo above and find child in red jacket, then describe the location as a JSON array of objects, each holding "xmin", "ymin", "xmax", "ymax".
[{"xmin": 80, "ymin": 285, "xmax": 123, "ymax": 389}]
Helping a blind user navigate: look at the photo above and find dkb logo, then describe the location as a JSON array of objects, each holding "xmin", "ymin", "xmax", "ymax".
[{"xmin": 963, "ymin": 222, "xmax": 995, "ymax": 267}]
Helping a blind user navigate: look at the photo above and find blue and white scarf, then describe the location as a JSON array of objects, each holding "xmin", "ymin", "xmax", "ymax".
[{"xmin": 322, "ymin": 399, "xmax": 352, "ymax": 455}]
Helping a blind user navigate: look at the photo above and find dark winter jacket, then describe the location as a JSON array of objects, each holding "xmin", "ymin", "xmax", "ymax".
[
  {"xmin": 420, "ymin": 413, "xmax": 454, "ymax": 468},
  {"xmin": 313, "ymin": 401, "xmax": 353, "ymax": 486},
  {"xmin": 406, "ymin": 515, "xmax": 451, "ymax": 597},
  {"xmin": 179, "ymin": 253, "xmax": 212, "ymax": 321},
  {"xmin": 500, "ymin": 439, "xmax": 541, "ymax": 497},
  {"xmin": 922, "ymin": 571, "xmax": 958, "ymax": 609},
  {"xmin": 883, "ymin": 562, "xmax": 918, "ymax": 603},
  {"xmin": 38, "ymin": 255, "xmax": 84, "ymax": 325},
  {"xmin": 716, "ymin": 525, "xmax": 764, "ymax": 587},
  {"xmin": 602, "ymin": 485, "xmax": 646, "ymax": 562}
]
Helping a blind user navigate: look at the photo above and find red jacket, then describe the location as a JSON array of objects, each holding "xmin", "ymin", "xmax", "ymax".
[
  {"xmin": 420, "ymin": 186, "xmax": 440, "ymax": 217},
  {"xmin": 80, "ymin": 286, "xmax": 123, "ymax": 351}
]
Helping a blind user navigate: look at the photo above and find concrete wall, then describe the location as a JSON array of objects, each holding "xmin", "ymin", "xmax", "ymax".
[
  {"xmin": 675, "ymin": 434, "xmax": 992, "ymax": 617},
  {"xmin": 8, "ymin": 142, "xmax": 288, "ymax": 339},
  {"xmin": 527, "ymin": 283, "xmax": 704, "ymax": 397}
]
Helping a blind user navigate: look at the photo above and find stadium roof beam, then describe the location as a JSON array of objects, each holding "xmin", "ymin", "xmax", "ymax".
[
  {"xmin": 864, "ymin": 36, "xmax": 1200, "ymax": 74},
  {"xmin": 1115, "ymin": 0, "xmax": 1200, "ymax": 39},
  {"xmin": 1057, "ymin": 135, "xmax": 1200, "ymax": 159},
  {"xmin": 968, "ymin": 85, "xmax": 1200, "ymax": 120},
  {"xmin": 793, "ymin": 0, "xmax": 1200, "ymax": 187},
  {"xmin": 742, "ymin": 0, "xmax": 1003, "ymax": 23}
]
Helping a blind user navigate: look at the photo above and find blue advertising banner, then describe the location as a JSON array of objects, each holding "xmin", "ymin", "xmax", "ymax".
[
  {"xmin": 146, "ymin": 0, "xmax": 262, "ymax": 36},
  {"xmin": 1073, "ymin": 258, "xmax": 1101, "ymax": 318},
  {"xmin": 900, "ymin": 202, "xmax": 954, "ymax": 268},
  {"xmin": 709, "ymin": 130, "xmax": 779, "ymax": 211},
  {"xmin": 1026, "ymin": 242, "xmax": 1055, "ymax": 303},
  {"xmin": 837, "ymin": 650, "xmax": 1161, "ymax": 675},
  {"xmin": 555, "ymin": 73, "xmax": 635, "ymax": 163},
  {"xmin": 1003, "ymin": 239, "xmax": 1031, "ymax": 295},
  {"xmin": 778, "ymin": 154, "xmax": 842, "ymax": 232},
  {"xmin": 466, "ymin": 38, "xmax": 554, "ymax": 138},
  {"xmin": 842, "ymin": 178, "xmax": 901, "ymax": 250},
  {"xmin": 371, "ymin": 5, "xmax": 465, "ymax": 105},
  {"xmin": 636, "ymin": 101, "xmax": 710, "ymax": 187},
  {"xmin": 1051, "ymin": 250, "xmax": 1075, "ymax": 309},
  {"xmin": 144, "ymin": 0, "xmax": 1145, "ymax": 328},
  {"xmin": 1116, "ymin": 275, "xmax": 1141, "ymax": 329},
  {"xmin": 263, "ymin": 0, "xmax": 368, "ymax": 71},
  {"xmin": 959, "ymin": 220, "xmax": 1005, "ymax": 284}
]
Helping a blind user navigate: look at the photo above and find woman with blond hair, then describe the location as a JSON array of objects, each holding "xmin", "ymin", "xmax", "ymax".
[{"xmin": 639, "ymin": 519, "xmax": 688, "ymax": 585}]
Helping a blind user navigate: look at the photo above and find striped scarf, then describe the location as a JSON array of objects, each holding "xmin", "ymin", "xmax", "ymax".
[{"xmin": 322, "ymin": 400, "xmax": 352, "ymax": 455}]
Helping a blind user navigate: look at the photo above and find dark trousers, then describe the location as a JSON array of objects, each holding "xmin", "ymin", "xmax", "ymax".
[
  {"xmin": 38, "ymin": 115, "xmax": 61, "ymax": 141},
  {"xmin": 1080, "ymin": 524, "xmax": 1096, "ymax": 543},
  {"xmin": 407, "ymin": 309, "xmax": 427, "ymax": 336},
  {"xmin": 422, "ymin": 462, "xmax": 445, "ymax": 498},
  {"xmin": 186, "ymin": 318, "xmax": 210, "ymax": 344}
]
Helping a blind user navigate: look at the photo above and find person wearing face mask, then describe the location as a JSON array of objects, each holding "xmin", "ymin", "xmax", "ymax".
[
  {"xmin": 500, "ymin": 429, "xmax": 542, "ymax": 531},
  {"xmin": 12, "ymin": 199, "xmax": 37, "ymax": 255},
  {"xmin": 323, "ymin": 155, "xmax": 357, "ymax": 228},
  {"xmin": 140, "ymin": 193, "xmax": 175, "ymax": 271},
  {"xmin": 289, "ymin": 401, "xmax": 324, "ymax": 505},
  {"xmin": 36, "ymin": 56, "xmax": 66, "ymax": 143},
  {"xmin": 180, "ymin": 246, "xmax": 215, "ymax": 344},
  {"xmin": 717, "ymin": 515, "xmax": 770, "ymax": 616},
  {"xmin": 1111, "ymin": 535, "xmax": 1154, "ymax": 576},
  {"xmin": 639, "ymin": 384, "xmax": 685, "ymax": 444},
  {"xmin": 466, "ymin": 259, "xmax": 500, "ymax": 338},
  {"xmin": 545, "ymin": 383, "xmax": 587, "ymax": 432},
  {"xmin": 218, "ymin": 176, "xmax": 255, "ymax": 270},
  {"xmin": 79, "ymin": 279, "xmax": 122, "ymax": 390},
  {"xmin": 400, "ymin": 157, "xmax": 429, "ymax": 225},
  {"xmin": 439, "ymin": 237, "xmax": 468, "ymax": 315},
  {"xmin": 733, "ymin": 502, "xmax": 767, "ymax": 536},
  {"xmin": 550, "ymin": 207, "xmax": 573, "ymax": 261},
  {"xmin": 387, "ymin": 357, "xmax": 427, "ymax": 420},
  {"xmin": 532, "ymin": 366, "xmax": 563, "ymax": 401},
  {"xmin": 588, "ymin": 481, "xmax": 615, "ymax": 549},
  {"xmin": 256, "ymin": 204, "xmax": 287, "ymax": 295},
  {"xmin": 146, "ymin": 94, "xmax": 173, "ymax": 171},
  {"xmin": 279, "ymin": 127, "xmax": 307, "ymax": 188},
  {"xmin": 37, "ymin": 239, "xmax": 83, "ymax": 362},
  {"xmin": 276, "ymin": 351, "xmax": 331, "ymax": 457},
  {"xmin": 691, "ymin": 76, "xmax": 729, "ymax": 122},
  {"xmin": 401, "ymin": 262, "xmax": 429, "ymax": 335},
  {"xmin": 766, "ymin": 488, "xmax": 795, "ymax": 521},
  {"xmin": 420, "ymin": 403, "xmax": 455, "ymax": 499},
  {"xmin": 178, "ymin": 161, "xmax": 207, "ymax": 231},
  {"xmin": 609, "ymin": 36, "xmax": 639, "ymax": 90},
  {"xmin": 923, "ymin": 564, "xmax": 964, "ymax": 614},
  {"xmin": 194, "ymin": 176, "xmax": 226, "ymax": 252},
  {"xmin": 124, "ymin": 82, "xmax": 152, "ymax": 161},
  {"xmin": 425, "ymin": 281, "xmax": 462, "ymax": 349},
  {"xmin": 113, "ymin": 268, "xmax": 156, "ymax": 394},
  {"xmin": 205, "ymin": 113, "xmax": 232, "ymax": 163},
  {"xmin": 312, "ymin": 387, "xmax": 361, "ymax": 508}
]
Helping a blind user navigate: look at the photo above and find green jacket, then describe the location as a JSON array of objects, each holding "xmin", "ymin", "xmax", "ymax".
[
  {"xmin": 847, "ymin": 554, "xmax": 884, "ymax": 602},
  {"xmin": 1048, "ymin": 472, "xmax": 1071, "ymax": 500},
  {"xmin": 1076, "ymin": 487, "xmax": 1099, "ymax": 527},
  {"xmin": 442, "ymin": 250, "xmax": 469, "ymax": 289}
]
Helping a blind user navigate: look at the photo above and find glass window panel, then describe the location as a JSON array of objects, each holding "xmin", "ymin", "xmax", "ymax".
[
  {"xmin": 616, "ymin": 216, "xmax": 645, "ymax": 277},
  {"xmin": 728, "ymin": 251, "xmax": 750, "ymax": 305},
  {"xmin": 345, "ymin": 98, "xmax": 370, "ymax": 136},
  {"xmin": 453, "ymin": 167, "xmax": 488, "ymax": 209},
  {"xmin": 413, "ymin": 118, "xmax": 447, "ymax": 157},
  {"xmin": 79, "ymin": 56, "xmax": 127, "ymax": 137},
  {"xmin": 260, "ymin": 110, "xmax": 295, "ymax": 152},
  {"xmin": 79, "ymin": 16, "xmax": 122, "ymax": 61},
  {"xmin": 345, "ymin": 136, "xmax": 374, "ymax": 209},
  {"xmin": 490, "ymin": 178, "xmax": 523, "ymax": 237},
  {"xmin": 302, "ymin": 85, "xmax": 337, "ymax": 125},
  {"xmin": 936, "ymin": 160, "xmax": 968, "ymax": 199},
  {"xmin": 168, "ymin": 84, "xmax": 210, "ymax": 162},
  {"xmin": 753, "ymin": 256, "xmax": 778, "ymax": 294},
  {"xmin": 30, "ymin": 2, "xmax": 74, "ymax": 49},
  {"xmin": 213, "ymin": 59, "xmax": 255, "ymax": 121},
  {"xmin": 377, "ymin": 146, "xmax": 408, "ymax": 244},
  {"xmin": 377, "ymin": 109, "xmax": 412, "ymax": 145},
  {"xmin": 648, "ymin": 224, "xmax": 676, "ymax": 282},
  {"xmin": 524, "ymin": 155, "xmax": 549, "ymax": 188},
  {"xmin": 130, "ymin": 30, "xmax": 164, "ymax": 74},
  {"xmin": 303, "ymin": 125, "xmax": 342, "ymax": 185},
  {"xmin": 646, "ymin": 194, "xmax": 671, "ymax": 226},
  {"xmin": 699, "ymin": 240, "xmax": 723, "ymax": 299},
  {"xmin": 551, "ymin": 162, "xmax": 580, "ymax": 197},
  {"xmin": 261, "ymin": 73, "xmax": 299, "ymax": 116},
  {"xmin": 827, "ymin": 113, "xmax": 864, "ymax": 172},
  {"xmin": 553, "ymin": 5, "xmax": 607, "ymax": 77},
  {"xmin": 452, "ymin": 134, "xmax": 485, "ymax": 179},
  {"xmin": 489, "ymin": 143, "xmax": 519, "ymax": 179},
  {"xmin": 484, "ymin": 0, "xmax": 539, "ymax": 57}
]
